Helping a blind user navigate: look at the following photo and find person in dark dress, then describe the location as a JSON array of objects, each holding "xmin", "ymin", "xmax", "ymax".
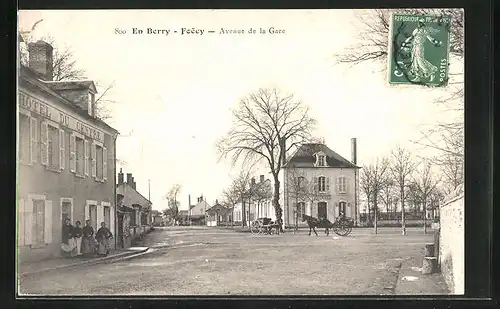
[
  {"xmin": 72, "ymin": 221, "xmax": 83, "ymax": 256},
  {"xmin": 81, "ymin": 220, "xmax": 96, "ymax": 256},
  {"xmin": 96, "ymin": 222, "xmax": 113, "ymax": 256},
  {"xmin": 61, "ymin": 218, "xmax": 76, "ymax": 257}
]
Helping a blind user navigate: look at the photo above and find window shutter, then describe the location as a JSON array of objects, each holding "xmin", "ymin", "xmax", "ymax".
[
  {"xmin": 326, "ymin": 177, "xmax": 330, "ymax": 192},
  {"xmin": 336, "ymin": 177, "xmax": 339, "ymax": 194},
  {"xmin": 85, "ymin": 204, "xmax": 90, "ymax": 222},
  {"xmin": 103, "ymin": 147, "xmax": 108, "ymax": 181},
  {"xmin": 44, "ymin": 200, "xmax": 52, "ymax": 244},
  {"xmin": 30, "ymin": 118, "xmax": 38, "ymax": 163},
  {"xmin": 25, "ymin": 199, "xmax": 33, "ymax": 245},
  {"xmin": 314, "ymin": 177, "xmax": 319, "ymax": 191},
  {"xmin": 344, "ymin": 177, "xmax": 348, "ymax": 193},
  {"xmin": 347, "ymin": 202, "xmax": 351, "ymax": 217},
  {"xmin": 70, "ymin": 134, "xmax": 76, "ymax": 173},
  {"xmin": 59, "ymin": 129, "xmax": 65, "ymax": 170},
  {"xmin": 335, "ymin": 202, "xmax": 339, "ymax": 217},
  {"xmin": 97, "ymin": 204, "xmax": 103, "ymax": 228},
  {"xmin": 91, "ymin": 143, "xmax": 97, "ymax": 178},
  {"xmin": 109, "ymin": 206, "xmax": 114, "ymax": 238},
  {"xmin": 84, "ymin": 140, "xmax": 89, "ymax": 176},
  {"xmin": 40, "ymin": 122, "xmax": 48, "ymax": 165},
  {"xmin": 18, "ymin": 199, "xmax": 25, "ymax": 246}
]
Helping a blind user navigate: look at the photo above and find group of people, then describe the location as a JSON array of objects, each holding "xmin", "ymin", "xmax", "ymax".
[{"xmin": 61, "ymin": 219, "xmax": 113, "ymax": 257}]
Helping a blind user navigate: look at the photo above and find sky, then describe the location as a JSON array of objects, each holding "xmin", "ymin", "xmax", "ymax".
[{"xmin": 18, "ymin": 10, "xmax": 463, "ymax": 211}]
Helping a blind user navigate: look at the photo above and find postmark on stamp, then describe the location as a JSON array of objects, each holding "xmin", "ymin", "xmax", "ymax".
[{"xmin": 388, "ymin": 13, "xmax": 452, "ymax": 87}]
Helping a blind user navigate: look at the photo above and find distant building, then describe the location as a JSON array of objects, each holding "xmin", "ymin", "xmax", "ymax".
[
  {"xmin": 206, "ymin": 200, "xmax": 231, "ymax": 226},
  {"xmin": 281, "ymin": 140, "xmax": 361, "ymax": 227},
  {"xmin": 151, "ymin": 210, "xmax": 163, "ymax": 226},
  {"xmin": 233, "ymin": 175, "xmax": 275, "ymax": 226},
  {"xmin": 116, "ymin": 169, "xmax": 152, "ymax": 248},
  {"xmin": 17, "ymin": 40, "xmax": 118, "ymax": 263},
  {"xmin": 189, "ymin": 195, "xmax": 210, "ymax": 225}
]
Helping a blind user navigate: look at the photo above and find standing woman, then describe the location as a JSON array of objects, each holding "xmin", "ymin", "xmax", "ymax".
[
  {"xmin": 81, "ymin": 220, "xmax": 96, "ymax": 256},
  {"xmin": 96, "ymin": 222, "xmax": 113, "ymax": 257},
  {"xmin": 61, "ymin": 218, "xmax": 76, "ymax": 257},
  {"xmin": 72, "ymin": 221, "xmax": 83, "ymax": 256}
]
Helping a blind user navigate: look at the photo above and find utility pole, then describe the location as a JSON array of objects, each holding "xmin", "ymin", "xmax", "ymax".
[{"xmin": 148, "ymin": 179, "xmax": 151, "ymax": 201}]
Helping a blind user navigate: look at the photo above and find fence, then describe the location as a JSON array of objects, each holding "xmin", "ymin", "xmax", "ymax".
[{"xmin": 439, "ymin": 192, "xmax": 464, "ymax": 294}]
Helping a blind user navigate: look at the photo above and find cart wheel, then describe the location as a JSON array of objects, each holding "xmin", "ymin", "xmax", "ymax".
[{"xmin": 250, "ymin": 222, "xmax": 261, "ymax": 234}]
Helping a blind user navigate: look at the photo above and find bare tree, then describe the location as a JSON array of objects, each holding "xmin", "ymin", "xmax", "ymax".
[
  {"xmin": 217, "ymin": 88, "xmax": 316, "ymax": 232},
  {"xmin": 286, "ymin": 168, "xmax": 310, "ymax": 230},
  {"xmin": 20, "ymin": 33, "xmax": 116, "ymax": 120},
  {"xmin": 360, "ymin": 157, "xmax": 391, "ymax": 234},
  {"xmin": 223, "ymin": 170, "xmax": 253, "ymax": 227},
  {"xmin": 379, "ymin": 179, "xmax": 397, "ymax": 214},
  {"xmin": 412, "ymin": 161, "xmax": 441, "ymax": 233},
  {"xmin": 389, "ymin": 146, "xmax": 417, "ymax": 235},
  {"xmin": 165, "ymin": 184, "xmax": 182, "ymax": 221}
]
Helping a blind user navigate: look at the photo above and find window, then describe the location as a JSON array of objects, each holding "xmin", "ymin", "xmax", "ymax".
[
  {"xmin": 30, "ymin": 117, "xmax": 38, "ymax": 163},
  {"xmin": 32, "ymin": 200, "xmax": 45, "ymax": 245},
  {"xmin": 297, "ymin": 202, "xmax": 306, "ymax": 216},
  {"xmin": 96, "ymin": 145, "xmax": 103, "ymax": 180},
  {"xmin": 141, "ymin": 212, "xmax": 148, "ymax": 226},
  {"xmin": 75, "ymin": 137, "xmax": 84, "ymax": 175},
  {"xmin": 19, "ymin": 114, "xmax": 30, "ymax": 163},
  {"xmin": 47, "ymin": 124, "xmax": 59, "ymax": 169},
  {"xmin": 104, "ymin": 206, "xmax": 110, "ymax": 228},
  {"xmin": 297, "ymin": 176, "xmax": 306, "ymax": 190},
  {"xmin": 317, "ymin": 155, "xmax": 326, "ymax": 167},
  {"xmin": 89, "ymin": 204, "xmax": 97, "ymax": 231},
  {"xmin": 318, "ymin": 176, "xmax": 327, "ymax": 192},
  {"xmin": 130, "ymin": 211, "xmax": 137, "ymax": 227},
  {"xmin": 337, "ymin": 177, "xmax": 347, "ymax": 194}
]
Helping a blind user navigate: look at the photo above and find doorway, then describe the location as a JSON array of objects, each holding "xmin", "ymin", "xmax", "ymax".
[
  {"xmin": 338, "ymin": 201, "xmax": 347, "ymax": 216},
  {"xmin": 318, "ymin": 202, "xmax": 327, "ymax": 219}
]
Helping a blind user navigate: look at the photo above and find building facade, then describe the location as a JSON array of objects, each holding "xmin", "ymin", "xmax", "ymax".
[
  {"xmin": 116, "ymin": 169, "xmax": 152, "ymax": 248},
  {"xmin": 17, "ymin": 40, "xmax": 118, "ymax": 262},
  {"xmin": 281, "ymin": 141, "xmax": 360, "ymax": 228}
]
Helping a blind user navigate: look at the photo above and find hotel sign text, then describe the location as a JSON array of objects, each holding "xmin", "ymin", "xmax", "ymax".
[{"xmin": 19, "ymin": 92, "xmax": 104, "ymax": 143}]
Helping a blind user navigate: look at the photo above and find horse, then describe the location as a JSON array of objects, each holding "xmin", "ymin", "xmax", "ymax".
[{"xmin": 301, "ymin": 214, "xmax": 335, "ymax": 236}]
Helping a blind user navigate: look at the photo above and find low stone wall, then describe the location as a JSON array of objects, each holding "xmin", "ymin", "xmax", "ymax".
[{"xmin": 439, "ymin": 192, "xmax": 464, "ymax": 295}]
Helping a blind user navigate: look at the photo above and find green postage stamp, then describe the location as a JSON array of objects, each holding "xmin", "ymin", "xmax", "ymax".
[{"xmin": 388, "ymin": 13, "xmax": 452, "ymax": 87}]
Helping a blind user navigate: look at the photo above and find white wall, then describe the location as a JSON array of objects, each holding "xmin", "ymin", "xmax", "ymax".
[{"xmin": 439, "ymin": 193, "xmax": 464, "ymax": 295}]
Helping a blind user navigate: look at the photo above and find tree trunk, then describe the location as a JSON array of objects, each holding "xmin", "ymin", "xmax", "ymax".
[
  {"xmin": 423, "ymin": 201, "xmax": 427, "ymax": 234},
  {"xmin": 401, "ymin": 189, "xmax": 406, "ymax": 235},
  {"xmin": 242, "ymin": 197, "xmax": 246, "ymax": 227},
  {"xmin": 373, "ymin": 196, "xmax": 378, "ymax": 234},
  {"xmin": 273, "ymin": 177, "xmax": 284, "ymax": 233}
]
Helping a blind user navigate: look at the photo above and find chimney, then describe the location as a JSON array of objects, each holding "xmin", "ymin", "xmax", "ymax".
[
  {"xmin": 28, "ymin": 40, "xmax": 53, "ymax": 81},
  {"xmin": 118, "ymin": 168, "xmax": 124, "ymax": 185},
  {"xmin": 351, "ymin": 138, "xmax": 357, "ymax": 164},
  {"xmin": 131, "ymin": 177, "xmax": 136, "ymax": 190},
  {"xmin": 260, "ymin": 175, "xmax": 265, "ymax": 183},
  {"xmin": 126, "ymin": 173, "xmax": 133, "ymax": 185},
  {"xmin": 251, "ymin": 177, "xmax": 256, "ymax": 186}
]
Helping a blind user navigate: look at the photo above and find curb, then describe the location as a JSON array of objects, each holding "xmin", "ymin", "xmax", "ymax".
[{"xmin": 20, "ymin": 248, "xmax": 149, "ymax": 277}]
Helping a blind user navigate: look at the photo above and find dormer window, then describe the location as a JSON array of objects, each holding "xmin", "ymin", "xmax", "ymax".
[{"xmin": 315, "ymin": 152, "xmax": 327, "ymax": 167}]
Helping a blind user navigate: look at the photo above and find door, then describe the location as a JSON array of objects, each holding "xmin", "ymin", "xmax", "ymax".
[
  {"xmin": 338, "ymin": 202, "xmax": 347, "ymax": 217},
  {"xmin": 89, "ymin": 205, "xmax": 97, "ymax": 231},
  {"xmin": 61, "ymin": 201, "xmax": 72, "ymax": 225},
  {"xmin": 318, "ymin": 202, "xmax": 327, "ymax": 220}
]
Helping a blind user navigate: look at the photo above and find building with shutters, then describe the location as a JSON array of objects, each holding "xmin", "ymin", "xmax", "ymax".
[
  {"xmin": 281, "ymin": 140, "xmax": 361, "ymax": 228},
  {"xmin": 232, "ymin": 175, "xmax": 275, "ymax": 227},
  {"xmin": 17, "ymin": 40, "xmax": 118, "ymax": 263}
]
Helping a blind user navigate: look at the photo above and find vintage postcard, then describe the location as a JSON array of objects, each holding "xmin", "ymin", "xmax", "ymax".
[{"xmin": 16, "ymin": 9, "xmax": 464, "ymax": 296}]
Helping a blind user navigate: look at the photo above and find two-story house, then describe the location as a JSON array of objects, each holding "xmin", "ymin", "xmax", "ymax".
[
  {"xmin": 282, "ymin": 140, "xmax": 360, "ymax": 228},
  {"xmin": 17, "ymin": 40, "xmax": 119, "ymax": 263}
]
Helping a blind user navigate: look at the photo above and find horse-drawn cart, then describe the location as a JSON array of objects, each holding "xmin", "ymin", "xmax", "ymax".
[{"xmin": 250, "ymin": 218, "xmax": 280, "ymax": 235}]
